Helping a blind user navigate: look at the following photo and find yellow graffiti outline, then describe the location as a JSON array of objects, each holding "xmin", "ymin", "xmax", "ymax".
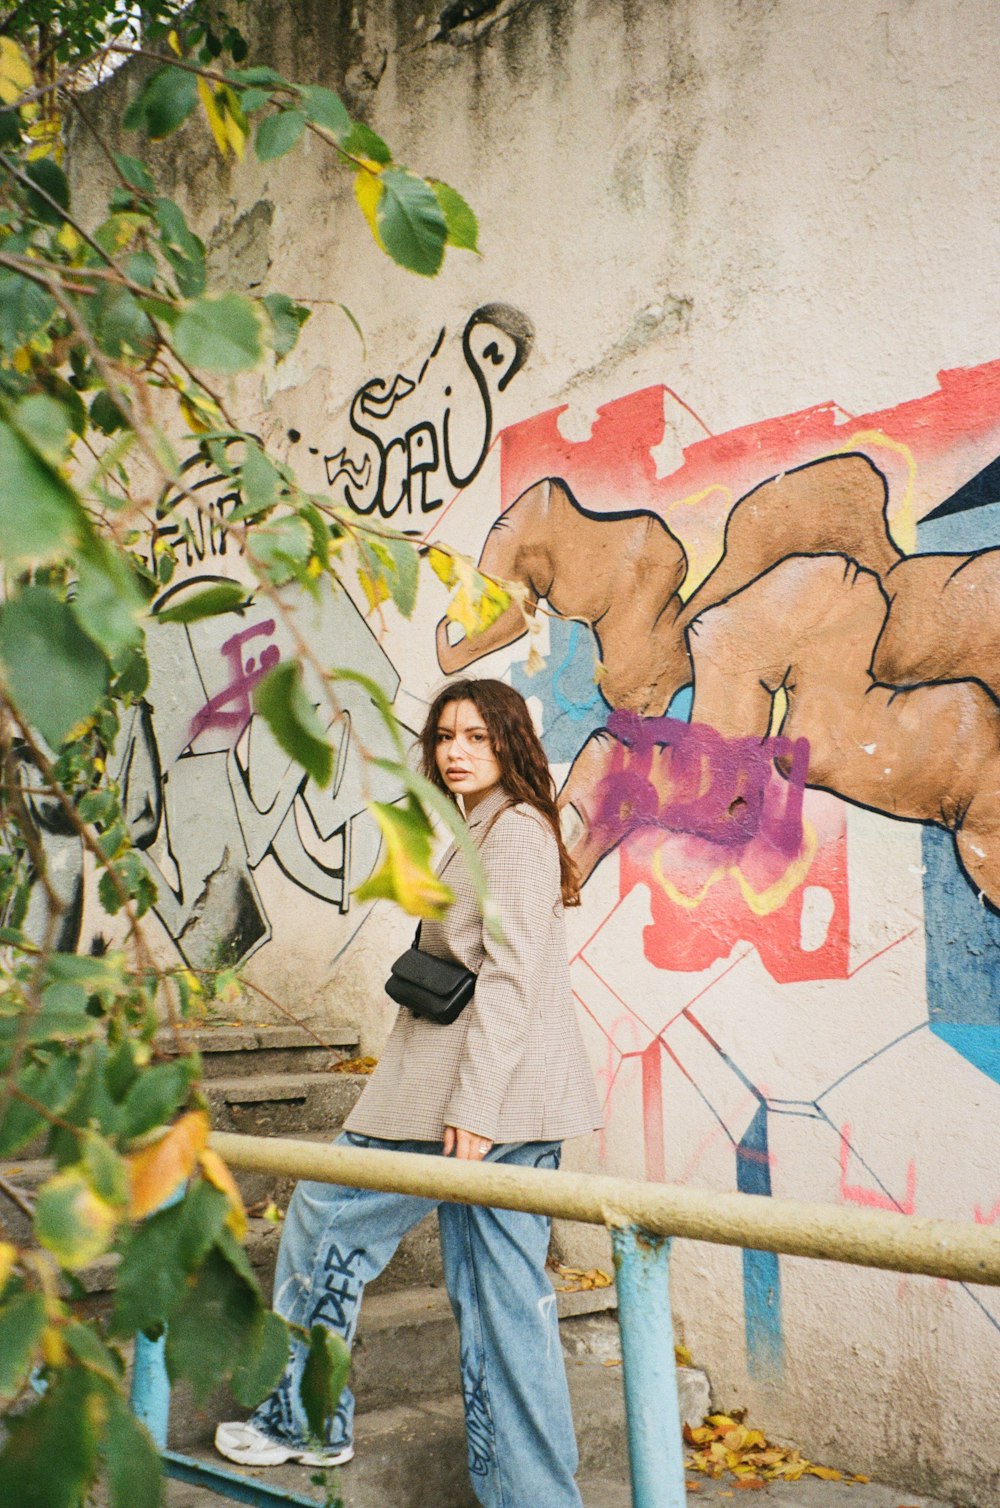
[
  {"xmin": 664, "ymin": 484, "xmax": 734, "ymax": 600},
  {"xmin": 649, "ymin": 819, "xmax": 817, "ymax": 917},
  {"xmin": 834, "ymin": 428, "xmax": 917, "ymax": 555}
]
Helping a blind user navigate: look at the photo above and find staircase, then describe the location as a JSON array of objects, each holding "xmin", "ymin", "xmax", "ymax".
[{"xmin": 0, "ymin": 1021, "xmax": 711, "ymax": 1507}]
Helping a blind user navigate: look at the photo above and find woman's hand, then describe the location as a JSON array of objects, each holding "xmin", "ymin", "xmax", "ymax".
[{"xmin": 443, "ymin": 1125, "xmax": 494, "ymax": 1160}]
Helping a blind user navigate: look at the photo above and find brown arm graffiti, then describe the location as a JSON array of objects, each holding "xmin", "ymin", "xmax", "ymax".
[
  {"xmin": 687, "ymin": 552, "xmax": 1000, "ymax": 909},
  {"xmin": 436, "ymin": 477, "xmax": 690, "ymax": 710}
]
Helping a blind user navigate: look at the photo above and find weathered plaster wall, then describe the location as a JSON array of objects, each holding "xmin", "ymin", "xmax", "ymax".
[{"xmin": 74, "ymin": 1, "xmax": 1000, "ymax": 1500}]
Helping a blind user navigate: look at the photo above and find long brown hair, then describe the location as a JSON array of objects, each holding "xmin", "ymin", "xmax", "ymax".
[{"xmin": 419, "ymin": 678, "xmax": 581, "ymax": 907}]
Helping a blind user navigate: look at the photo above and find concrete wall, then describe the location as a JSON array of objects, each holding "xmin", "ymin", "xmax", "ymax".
[{"xmin": 77, "ymin": 1, "xmax": 1000, "ymax": 1499}]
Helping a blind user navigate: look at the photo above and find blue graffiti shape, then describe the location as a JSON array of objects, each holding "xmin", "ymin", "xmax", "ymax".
[
  {"xmin": 310, "ymin": 1242, "xmax": 366, "ymax": 1333},
  {"xmin": 510, "ymin": 618, "xmax": 609, "ymax": 762},
  {"xmin": 736, "ymin": 1103, "xmax": 784, "ymax": 1380},
  {"xmin": 460, "ymin": 1348, "xmax": 495, "ymax": 1479}
]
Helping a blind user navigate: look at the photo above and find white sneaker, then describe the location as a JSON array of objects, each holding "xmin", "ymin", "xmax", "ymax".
[{"xmin": 214, "ymin": 1420, "xmax": 354, "ymax": 1469}]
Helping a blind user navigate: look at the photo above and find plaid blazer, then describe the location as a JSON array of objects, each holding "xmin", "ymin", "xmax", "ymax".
[{"xmin": 345, "ymin": 783, "xmax": 602, "ymax": 1144}]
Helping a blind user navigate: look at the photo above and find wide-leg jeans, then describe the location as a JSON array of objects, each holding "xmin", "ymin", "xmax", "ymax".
[{"xmin": 250, "ymin": 1131, "xmax": 584, "ymax": 1508}]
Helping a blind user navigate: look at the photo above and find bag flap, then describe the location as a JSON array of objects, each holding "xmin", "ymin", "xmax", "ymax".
[{"xmin": 390, "ymin": 946, "xmax": 470, "ymax": 997}]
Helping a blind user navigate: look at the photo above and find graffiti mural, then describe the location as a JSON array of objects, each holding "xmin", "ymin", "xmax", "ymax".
[
  {"xmin": 433, "ymin": 353, "xmax": 1000, "ymax": 1379},
  {"xmin": 326, "ymin": 303, "xmax": 534, "ymax": 519},
  {"xmin": 108, "ymin": 573, "xmax": 405, "ymax": 970}
]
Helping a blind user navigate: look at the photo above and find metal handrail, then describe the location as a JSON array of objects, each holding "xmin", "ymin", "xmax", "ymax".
[
  {"xmin": 134, "ymin": 1132, "xmax": 1000, "ymax": 1508},
  {"xmin": 210, "ymin": 1131, "xmax": 1000, "ymax": 1285}
]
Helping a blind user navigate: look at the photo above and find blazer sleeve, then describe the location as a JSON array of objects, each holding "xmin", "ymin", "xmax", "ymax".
[{"xmin": 444, "ymin": 807, "xmax": 559, "ymax": 1141}]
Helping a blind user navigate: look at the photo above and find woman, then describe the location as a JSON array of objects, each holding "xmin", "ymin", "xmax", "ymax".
[{"xmin": 216, "ymin": 678, "xmax": 602, "ymax": 1507}]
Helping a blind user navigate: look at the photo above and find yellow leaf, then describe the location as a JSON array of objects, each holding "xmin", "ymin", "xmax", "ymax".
[
  {"xmin": 262, "ymin": 1201, "xmax": 282, "ymax": 1224},
  {"xmin": 41, "ymin": 1324, "xmax": 66, "ymax": 1367},
  {"xmin": 199, "ymin": 1148, "xmax": 247, "ymax": 1240},
  {"xmin": 198, "ymin": 77, "xmax": 231, "ymax": 158},
  {"xmin": 427, "ymin": 546, "xmax": 455, "ymax": 587},
  {"xmin": 330, "ymin": 1055, "xmax": 379, "ymax": 1075},
  {"xmin": 0, "ymin": 38, "xmax": 33, "ymax": 106},
  {"xmin": 353, "ymin": 165, "xmax": 386, "ymax": 250},
  {"xmin": 167, "ymin": 29, "xmax": 182, "ymax": 56},
  {"xmin": 126, "ymin": 1109, "xmax": 210, "ymax": 1220},
  {"xmin": 358, "ymin": 562, "xmax": 390, "ymax": 614},
  {"xmin": 675, "ymin": 1342, "xmax": 693, "ymax": 1367},
  {"xmin": 56, "ymin": 222, "xmax": 82, "ymax": 256},
  {"xmin": 221, "ymin": 86, "xmax": 248, "ymax": 159},
  {"xmin": 35, "ymin": 1168, "xmax": 119, "ymax": 1270},
  {"xmin": 806, "ymin": 1465, "xmax": 843, "ymax": 1481},
  {"xmin": 0, "ymin": 1240, "xmax": 16, "ymax": 1293},
  {"xmin": 354, "ymin": 797, "xmax": 454, "ymax": 919}
]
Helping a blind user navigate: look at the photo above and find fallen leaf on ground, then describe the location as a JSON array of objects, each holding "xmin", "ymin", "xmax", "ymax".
[
  {"xmin": 330, "ymin": 1055, "xmax": 378, "ymax": 1075},
  {"xmin": 685, "ymin": 1410, "xmax": 847, "ymax": 1485},
  {"xmin": 549, "ymin": 1261, "xmax": 612, "ymax": 1292},
  {"xmin": 675, "ymin": 1342, "xmax": 694, "ymax": 1367},
  {"xmin": 601, "ymin": 1358, "xmax": 621, "ymax": 1367}
]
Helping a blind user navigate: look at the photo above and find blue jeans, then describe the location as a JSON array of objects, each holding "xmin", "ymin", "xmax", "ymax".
[{"xmin": 251, "ymin": 1133, "xmax": 583, "ymax": 1508}]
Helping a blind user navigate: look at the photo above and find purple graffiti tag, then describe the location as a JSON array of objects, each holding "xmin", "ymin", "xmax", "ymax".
[
  {"xmin": 592, "ymin": 710, "xmax": 810, "ymax": 859},
  {"xmin": 188, "ymin": 620, "xmax": 281, "ymax": 747}
]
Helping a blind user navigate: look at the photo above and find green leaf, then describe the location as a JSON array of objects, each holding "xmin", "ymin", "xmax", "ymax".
[
  {"xmin": 79, "ymin": 1129, "xmax": 129, "ymax": 1207},
  {"xmin": 89, "ymin": 390, "xmax": 130, "ymax": 435},
  {"xmin": 12, "ymin": 393, "xmax": 74, "ymax": 465},
  {"xmin": 252, "ymin": 660, "xmax": 333, "ymax": 787},
  {"xmin": 113, "ymin": 644, "xmax": 150, "ymax": 699},
  {"xmin": 341, "ymin": 120, "xmax": 391, "ymax": 165},
  {"xmin": 300, "ymin": 1324, "xmax": 351, "ymax": 1440},
  {"xmin": 90, "ymin": 285, "xmax": 158, "ymax": 361},
  {"xmin": 110, "ymin": 1181, "xmax": 229, "ymax": 1337},
  {"xmin": 0, "ymin": 1290, "xmax": 46, "ymax": 1402},
  {"xmin": 0, "ymin": 271, "xmax": 56, "ymax": 355},
  {"xmin": 98, "ymin": 850, "xmax": 157, "ymax": 918},
  {"xmin": 73, "ymin": 538, "xmax": 146, "ymax": 657},
  {"xmin": 377, "ymin": 167, "xmax": 447, "ymax": 277},
  {"xmin": 239, "ymin": 439, "xmax": 279, "ymax": 513},
  {"xmin": 100, "ymin": 1391, "xmax": 162, "ymax": 1508},
  {"xmin": 113, "ymin": 152, "xmax": 156, "ymax": 194},
  {"xmin": 155, "ymin": 580, "xmax": 249, "ymax": 624},
  {"xmin": 298, "ymin": 85, "xmax": 351, "ymax": 138},
  {"xmin": 165, "ymin": 1243, "xmax": 259, "ymax": 1402},
  {"xmin": 0, "ymin": 413, "xmax": 83, "ymax": 563},
  {"xmin": 119, "ymin": 1058, "xmax": 198, "ymax": 1141},
  {"xmin": 0, "ymin": 587, "xmax": 110, "ymax": 747},
  {"xmin": 123, "ymin": 65, "xmax": 198, "ymax": 140},
  {"xmin": 429, "ymin": 179, "xmax": 479, "ymax": 251},
  {"xmin": 255, "ymin": 108, "xmax": 306, "ymax": 161},
  {"xmin": 0, "ymin": 1365, "xmax": 100, "ymax": 1508},
  {"xmin": 63, "ymin": 1319, "xmax": 124, "ymax": 1385},
  {"xmin": 174, "ymin": 294, "xmax": 262, "ymax": 373},
  {"xmin": 227, "ymin": 66, "xmax": 287, "ymax": 87},
  {"xmin": 230, "ymin": 1308, "xmax": 289, "ymax": 1408},
  {"xmin": 261, "ymin": 291, "xmax": 310, "ymax": 359},
  {"xmin": 125, "ymin": 249, "xmax": 158, "ymax": 288},
  {"xmin": 23, "ymin": 157, "xmax": 70, "ymax": 225},
  {"xmin": 155, "ymin": 197, "xmax": 206, "ymax": 297},
  {"xmin": 0, "ymin": 1052, "xmax": 78, "ymax": 1156},
  {"xmin": 34, "ymin": 1164, "xmax": 119, "ymax": 1269},
  {"xmin": 251, "ymin": 513, "xmax": 311, "ymax": 584}
]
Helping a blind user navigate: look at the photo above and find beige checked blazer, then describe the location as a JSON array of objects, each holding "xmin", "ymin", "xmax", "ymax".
[{"xmin": 345, "ymin": 783, "xmax": 602, "ymax": 1144}]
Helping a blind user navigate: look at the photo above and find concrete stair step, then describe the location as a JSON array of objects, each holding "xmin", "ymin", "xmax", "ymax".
[
  {"xmin": 165, "ymin": 1352, "xmax": 712, "ymax": 1508},
  {"xmin": 167, "ymin": 1286, "xmax": 628, "ymax": 1450},
  {"xmin": 204, "ymin": 1069, "xmax": 366, "ymax": 1138},
  {"xmin": 156, "ymin": 1023, "xmax": 361, "ymax": 1080}
]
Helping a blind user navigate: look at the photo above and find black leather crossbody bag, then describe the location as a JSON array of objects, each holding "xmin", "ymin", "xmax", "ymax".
[{"xmin": 385, "ymin": 925, "xmax": 476, "ymax": 1025}]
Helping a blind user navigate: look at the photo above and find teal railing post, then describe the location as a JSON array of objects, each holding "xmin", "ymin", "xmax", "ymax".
[
  {"xmin": 131, "ymin": 1329, "xmax": 171, "ymax": 1449},
  {"xmin": 611, "ymin": 1224, "xmax": 685, "ymax": 1508}
]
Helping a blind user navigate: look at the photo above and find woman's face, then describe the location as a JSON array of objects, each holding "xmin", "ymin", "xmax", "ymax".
[{"xmin": 434, "ymin": 698, "xmax": 502, "ymax": 812}]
